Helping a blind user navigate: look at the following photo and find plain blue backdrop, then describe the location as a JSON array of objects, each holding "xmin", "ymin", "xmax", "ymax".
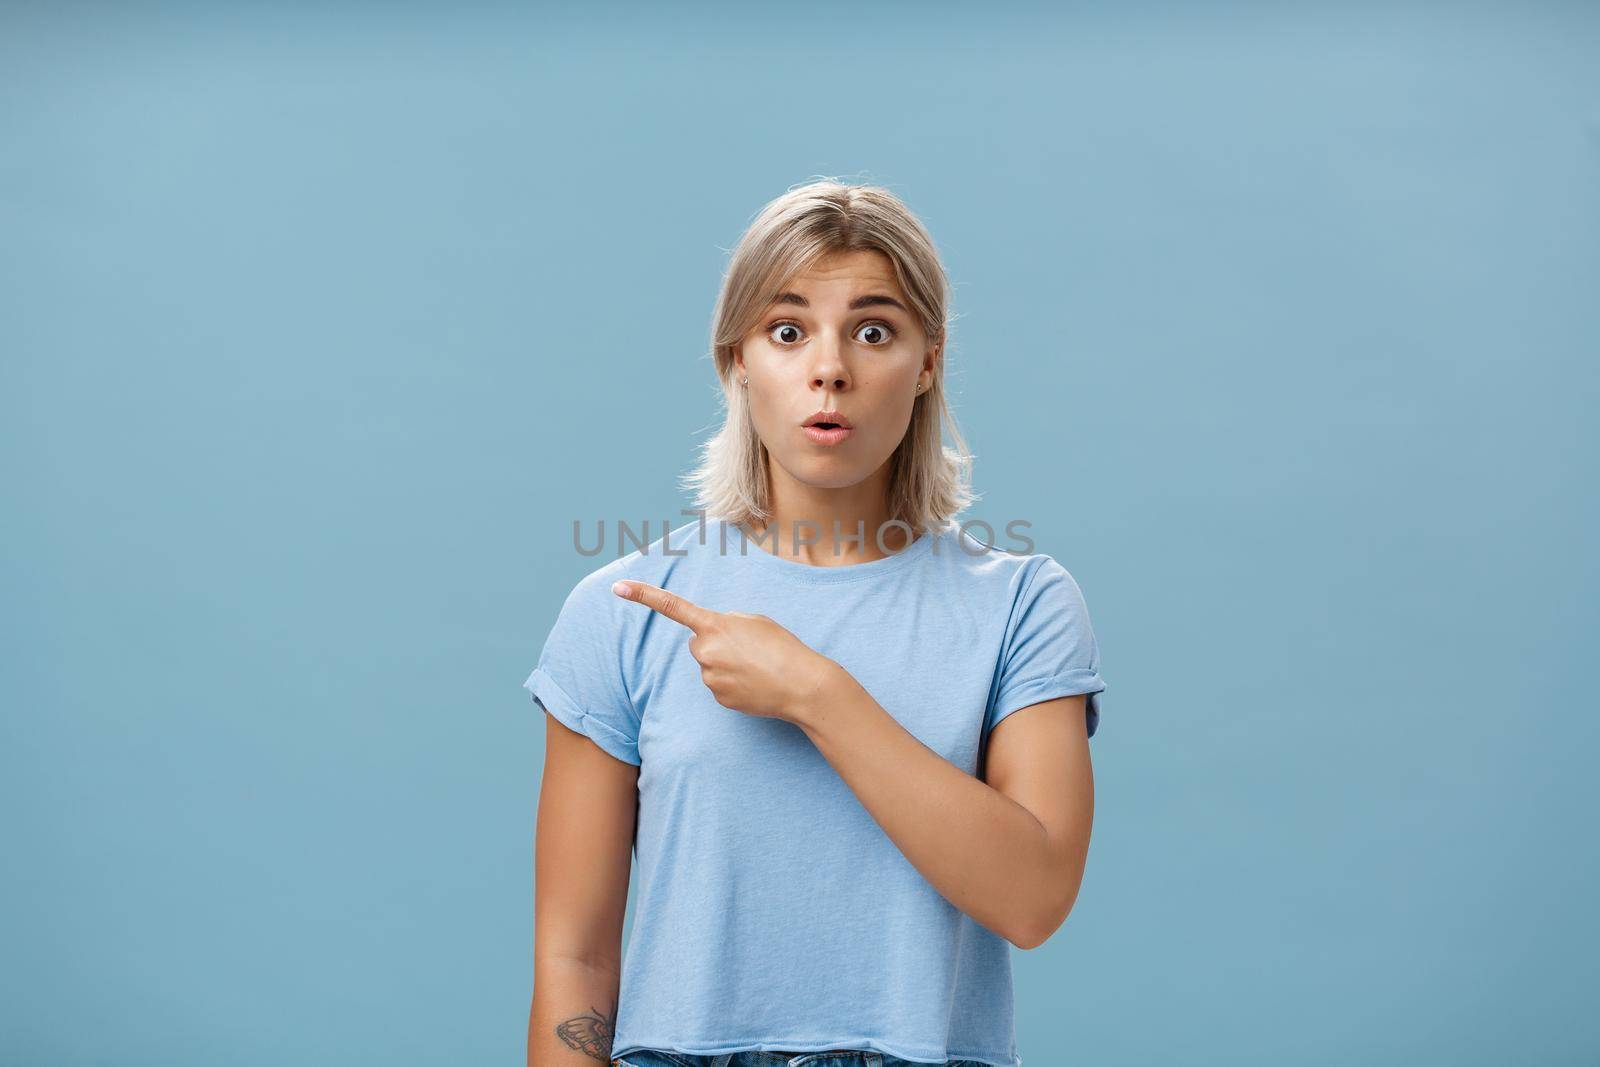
[{"xmin": 3, "ymin": 3, "xmax": 1596, "ymax": 1064}]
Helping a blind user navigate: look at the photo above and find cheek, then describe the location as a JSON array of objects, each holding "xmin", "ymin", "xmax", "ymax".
[
  {"xmin": 744, "ymin": 391, "xmax": 793, "ymax": 453},
  {"xmin": 856, "ymin": 381, "xmax": 916, "ymax": 422},
  {"xmin": 745, "ymin": 387, "xmax": 777, "ymax": 429}
]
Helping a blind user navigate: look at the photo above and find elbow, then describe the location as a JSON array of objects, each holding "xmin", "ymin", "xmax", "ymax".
[
  {"xmin": 1005, "ymin": 816, "xmax": 1090, "ymax": 949},
  {"xmin": 1009, "ymin": 875, "xmax": 1083, "ymax": 950},
  {"xmin": 1007, "ymin": 926, "xmax": 1046, "ymax": 951},
  {"xmin": 1008, "ymin": 912, "xmax": 1059, "ymax": 951}
]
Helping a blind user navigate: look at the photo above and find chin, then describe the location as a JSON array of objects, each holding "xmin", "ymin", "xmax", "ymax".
[{"xmin": 776, "ymin": 454, "xmax": 873, "ymax": 491}]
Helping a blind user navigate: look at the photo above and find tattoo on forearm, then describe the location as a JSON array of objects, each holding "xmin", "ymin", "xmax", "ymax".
[{"xmin": 554, "ymin": 1002, "xmax": 617, "ymax": 1062}]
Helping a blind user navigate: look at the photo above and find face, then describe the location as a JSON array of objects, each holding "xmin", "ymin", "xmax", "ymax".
[{"xmin": 733, "ymin": 248, "xmax": 939, "ymax": 493}]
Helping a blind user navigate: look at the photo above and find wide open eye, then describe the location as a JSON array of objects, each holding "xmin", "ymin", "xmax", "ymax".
[
  {"xmin": 765, "ymin": 319, "xmax": 898, "ymax": 346},
  {"xmin": 854, "ymin": 320, "xmax": 897, "ymax": 346},
  {"xmin": 767, "ymin": 321, "xmax": 803, "ymax": 345}
]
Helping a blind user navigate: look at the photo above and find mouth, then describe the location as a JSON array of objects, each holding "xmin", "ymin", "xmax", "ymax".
[
  {"xmin": 803, "ymin": 410, "xmax": 853, "ymax": 431},
  {"xmin": 802, "ymin": 410, "xmax": 853, "ymax": 445}
]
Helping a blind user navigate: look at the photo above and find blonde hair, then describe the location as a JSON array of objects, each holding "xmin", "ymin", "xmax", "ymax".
[{"xmin": 681, "ymin": 179, "xmax": 977, "ymax": 535}]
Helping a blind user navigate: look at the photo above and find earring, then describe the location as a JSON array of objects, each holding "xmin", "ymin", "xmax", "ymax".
[{"xmin": 742, "ymin": 377, "xmax": 748, "ymax": 385}]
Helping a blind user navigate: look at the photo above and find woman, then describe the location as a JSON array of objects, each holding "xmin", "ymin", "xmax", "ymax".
[{"xmin": 524, "ymin": 180, "xmax": 1106, "ymax": 1067}]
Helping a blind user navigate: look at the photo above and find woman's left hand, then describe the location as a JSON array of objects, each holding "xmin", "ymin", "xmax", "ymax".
[{"xmin": 611, "ymin": 579, "xmax": 837, "ymax": 722}]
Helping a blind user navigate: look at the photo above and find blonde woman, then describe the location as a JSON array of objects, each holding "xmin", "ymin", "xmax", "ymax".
[{"xmin": 524, "ymin": 180, "xmax": 1106, "ymax": 1067}]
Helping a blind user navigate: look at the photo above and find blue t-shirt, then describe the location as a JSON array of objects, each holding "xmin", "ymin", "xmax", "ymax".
[{"xmin": 523, "ymin": 516, "xmax": 1105, "ymax": 1067}]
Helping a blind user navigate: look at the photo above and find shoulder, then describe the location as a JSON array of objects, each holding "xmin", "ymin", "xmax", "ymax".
[
  {"xmin": 1016, "ymin": 553, "xmax": 1088, "ymax": 607},
  {"xmin": 932, "ymin": 522, "xmax": 1086, "ymax": 602},
  {"xmin": 929, "ymin": 526, "xmax": 1100, "ymax": 654}
]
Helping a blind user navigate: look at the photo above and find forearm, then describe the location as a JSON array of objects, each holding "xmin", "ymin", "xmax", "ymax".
[
  {"xmin": 528, "ymin": 956, "xmax": 622, "ymax": 1067},
  {"xmin": 790, "ymin": 664, "xmax": 1069, "ymax": 948}
]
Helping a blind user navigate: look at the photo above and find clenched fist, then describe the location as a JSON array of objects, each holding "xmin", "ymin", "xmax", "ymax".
[{"xmin": 612, "ymin": 579, "xmax": 839, "ymax": 723}]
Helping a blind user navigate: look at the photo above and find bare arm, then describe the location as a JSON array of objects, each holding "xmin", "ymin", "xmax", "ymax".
[
  {"xmin": 528, "ymin": 711, "xmax": 639, "ymax": 1066},
  {"xmin": 793, "ymin": 667, "xmax": 1094, "ymax": 950}
]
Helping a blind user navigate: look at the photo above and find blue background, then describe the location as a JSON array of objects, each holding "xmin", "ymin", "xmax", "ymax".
[{"xmin": 4, "ymin": 3, "xmax": 1596, "ymax": 1064}]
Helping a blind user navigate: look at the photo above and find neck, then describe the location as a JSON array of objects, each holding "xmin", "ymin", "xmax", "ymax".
[{"xmin": 745, "ymin": 463, "xmax": 915, "ymax": 566}]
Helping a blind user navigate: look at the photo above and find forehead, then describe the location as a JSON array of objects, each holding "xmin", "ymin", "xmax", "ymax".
[{"xmin": 780, "ymin": 248, "xmax": 902, "ymax": 294}]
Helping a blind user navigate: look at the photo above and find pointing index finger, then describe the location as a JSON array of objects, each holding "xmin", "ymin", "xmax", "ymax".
[{"xmin": 612, "ymin": 580, "xmax": 719, "ymax": 632}]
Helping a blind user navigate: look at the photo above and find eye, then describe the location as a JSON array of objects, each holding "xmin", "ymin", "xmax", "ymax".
[
  {"xmin": 767, "ymin": 320, "xmax": 804, "ymax": 345},
  {"xmin": 855, "ymin": 320, "xmax": 898, "ymax": 346},
  {"xmin": 763, "ymin": 319, "xmax": 900, "ymax": 347}
]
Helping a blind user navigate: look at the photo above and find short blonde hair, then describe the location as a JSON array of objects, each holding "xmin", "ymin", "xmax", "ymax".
[{"xmin": 681, "ymin": 179, "xmax": 977, "ymax": 535}]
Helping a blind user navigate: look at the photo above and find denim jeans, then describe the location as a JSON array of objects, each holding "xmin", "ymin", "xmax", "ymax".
[{"xmin": 611, "ymin": 1051, "xmax": 993, "ymax": 1067}]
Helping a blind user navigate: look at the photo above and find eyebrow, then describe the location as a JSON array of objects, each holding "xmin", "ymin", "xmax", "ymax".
[{"xmin": 771, "ymin": 291, "xmax": 910, "ymax": 314}]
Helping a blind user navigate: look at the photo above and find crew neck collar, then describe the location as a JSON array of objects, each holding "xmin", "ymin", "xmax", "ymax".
[{"xmin": 715, "ymin": 517, "xmax": 943, "ymax": 585}]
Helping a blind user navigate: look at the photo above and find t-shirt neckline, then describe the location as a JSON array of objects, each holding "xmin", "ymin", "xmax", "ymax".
[{"xmin": 716, "ymin": 517, "xmax": 941, "ymax": 585}]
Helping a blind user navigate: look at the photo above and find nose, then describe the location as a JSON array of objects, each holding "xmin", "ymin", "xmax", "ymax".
[{"xmin": 809, "ymin": 335, "xmax": 851, "ymax": 393}]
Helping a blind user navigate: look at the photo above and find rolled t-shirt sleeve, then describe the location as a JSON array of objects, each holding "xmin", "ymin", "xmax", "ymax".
[
  {"xmin": 986, "ymin": 557, "xmax": 1107, "ymax": 739},
  {"xmin": 523, "ymin": 570, "xmax": 642, "ymax": 766}
]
